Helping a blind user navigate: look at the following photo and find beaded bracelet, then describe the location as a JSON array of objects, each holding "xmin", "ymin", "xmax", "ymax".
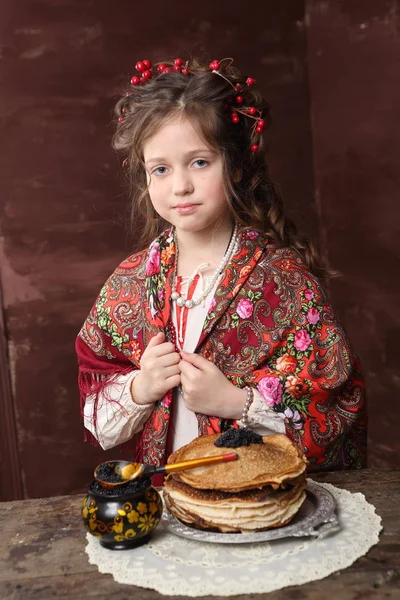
[{"xmin": 240, "ymin": 386, "xmax": 254, "ymax": 428}]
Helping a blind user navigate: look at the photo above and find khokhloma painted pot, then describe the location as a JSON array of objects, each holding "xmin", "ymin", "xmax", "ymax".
[{"xmin": 81, "ymin": 477, "xmax": 163, "ymax": 550}]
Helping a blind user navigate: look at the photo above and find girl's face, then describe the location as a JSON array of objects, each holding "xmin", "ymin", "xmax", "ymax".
[{"xmin": 143, "ymin": 115, "xmax": 232, "ymax": 238}]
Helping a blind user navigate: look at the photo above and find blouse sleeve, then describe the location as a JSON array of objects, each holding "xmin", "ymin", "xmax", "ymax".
[
  {"xmin": 236, "ymin": 389, "xmax": 286, "ymax": 434},
  {"xmin": 83, "ymin": 370, "xmax": 153, "ymax": 450}
]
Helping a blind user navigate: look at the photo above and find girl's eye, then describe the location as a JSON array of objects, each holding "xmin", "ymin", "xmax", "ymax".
[
  {"xmin": 151, "ymin": 160, "xmax": 208, "ymax": 175},
  {"xmin": 152, "ymin": 166, "xmax": 168, "ymax": 176},
  {"xmin": 193, "ymin": 159, "xmax": 208, "ymax": 168}
]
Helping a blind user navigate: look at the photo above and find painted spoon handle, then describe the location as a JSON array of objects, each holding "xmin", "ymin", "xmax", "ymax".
[{"xmin": 143, "ymin": 452, "xmax": 238, "ymax": 477}]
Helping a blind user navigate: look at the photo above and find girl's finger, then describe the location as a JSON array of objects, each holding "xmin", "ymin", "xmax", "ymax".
[
  {"xmin": 178, "ymin": 360, "xmax": 198, "ymax": 377},
  {"xmin": 159, "ymin": 352, "xmax": 181, "ymax": 367},
  {"xmin": 165, "ymin": 374, "xmax": 181, "ymax": 389},
  {"xmin": 151, "ymin": 341, "xmax": 177, "ymax": 358},
  {"xmin": 147, "ymin": 331, "xmax": 165, "ymax": 347},
  {"xmin": 163, "ymin": 365, "xmax": 181, "ymax": 379},
  {"xmin": 180, "ymin": 351, "xmax": 208, "ymax": 370}
]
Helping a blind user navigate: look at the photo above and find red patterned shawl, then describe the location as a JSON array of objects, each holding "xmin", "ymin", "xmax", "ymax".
[{"xmin": 76, "ymin": 227, "xmax": 367, "ymax": 471}]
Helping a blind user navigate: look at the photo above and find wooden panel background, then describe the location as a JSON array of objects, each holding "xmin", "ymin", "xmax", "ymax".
[
  {"xmin": 306, "ymin": 0, "xmax": 400, "ymax": 469},
  {"xmin": 0, "ymin": 0, "xmax": 398, "ymax": 499}
]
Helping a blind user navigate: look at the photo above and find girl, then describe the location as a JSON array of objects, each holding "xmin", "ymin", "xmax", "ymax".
[{"xmin": 76, "ymin": 57, "xmax": 366, "ymax": 472}]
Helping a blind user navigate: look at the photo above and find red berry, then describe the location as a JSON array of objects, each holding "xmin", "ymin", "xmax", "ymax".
[
  {"xmin": 174, "ymin": 58, "xmax": 183, "ymax": 66},
  {"xmin": 142, "ymin": 69, "xmax": 152, "ymax": 79},
  {"xmin": 235, "ymin": 83, "xmax": 243, "ymax": 91},
  {"xmin": 246, "ymin": 77, "xmax": 255, "ymax": 86},
  {"xmin": 248, "ymin": 107, "xmax": 257, "ymax": 115},
  {"xmin": 162, "ymin": 67, "xmax": 172, "ymax": 73},
  {"xmin": 172, "ymin": 65, "xmax": 181, "ymax": 71},
  {"xmin": 251, "ymin": 144, "xmax": 259, "ymax": 152},
  {"xmin": 256, "ymin": 126, "xmax": 263, "ymax": 133},
  {"xmin": 231, "ymin": 113, "xmax": 240, "ymax": 123},
  {"xmin": 209, "ymin": 60, "xmax": 220, "ymax": 70},
  {"xmin": 182, "ymin": 68, "xmax": 189, "ymax": 75},
  {"xmin": 258, "ymin": 119, "xmax": 266, "ymax": 128},
  {"xmin": 236, "ymin": 95, "xmax": 243, "ymax": 103},
  {"xmin": 143, "ymin": 59, "xmax": 151, "ymax": 69},
  {"xmin": 135, "ymin": 61, "xmax": 145, "ymax": 72},
  {"xmin": 157, "ymin": 63, "xmax": 167, "ymax": 72},
  {"xmin": 122, "ymin": 108, "xmax": 126, "ymax": 113},
  {"xmin": 118, "ymin": 116, "xmax": 124, "ymax": 122},
  {"xmin": 130, "ymin": 76, "xmax": 141, "ymax": 85}
]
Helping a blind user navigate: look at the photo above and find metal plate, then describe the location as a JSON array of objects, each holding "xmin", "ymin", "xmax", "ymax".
[{"xmin": 161, "ymin": 481, "xmax": 339, "ymax": 544}]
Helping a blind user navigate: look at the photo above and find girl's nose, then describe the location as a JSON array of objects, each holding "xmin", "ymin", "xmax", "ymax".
[{"xmin": 172, "ymin": 170, "xmax": 194, "ymax": 196}]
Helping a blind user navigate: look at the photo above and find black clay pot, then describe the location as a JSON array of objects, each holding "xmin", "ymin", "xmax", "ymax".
[{"xmin": 81, "ymin": 478, "xmax": 163, "ymax": 550}]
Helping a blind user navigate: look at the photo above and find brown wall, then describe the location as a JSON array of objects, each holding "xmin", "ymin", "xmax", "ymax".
[
  {"xmin": 306, "ymin": 0, "xmax": 400, "ymax": 468},
  {"xmin": 0, "ymin": 0, "xmax": 398, "ymax": 500}
]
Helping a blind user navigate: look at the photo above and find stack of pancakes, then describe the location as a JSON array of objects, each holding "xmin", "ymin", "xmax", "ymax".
[{"xmin": 163, "ymin": 432, "xmax": 308, "ymax": 533}]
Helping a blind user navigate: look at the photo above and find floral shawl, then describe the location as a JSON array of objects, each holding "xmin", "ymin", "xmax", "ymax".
[{"xmin": 76, "ymin": 227, "xmax": 367, "ymax": 471}]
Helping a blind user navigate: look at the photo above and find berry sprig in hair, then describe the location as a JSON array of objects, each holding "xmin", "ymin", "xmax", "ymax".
[
  {"xmin": 208, "ymin": 58, "xmax": 265, "ymax": 152},
  {"xmin": 118, "ymin": 56, "xmax": 266, "ymax": 153},
  {"xmin": 129, "ymin": 58, "xmax": 189, "ymax": 86}
]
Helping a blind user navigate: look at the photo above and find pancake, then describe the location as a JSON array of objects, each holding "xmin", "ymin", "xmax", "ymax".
[
  {"xmin": 164, "ymin": 473, "xmax": 306, "ymax": 532},
  {"xmin": 163, "ymin": 431, "xmax": 308, "ymax": 533},
  {"xmin": 167, "ymin": 433, "xmax": 307, "ymax": 492}
]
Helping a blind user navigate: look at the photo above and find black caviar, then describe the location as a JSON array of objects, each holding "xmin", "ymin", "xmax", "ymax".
[
  {"xmin": 89, "ymin": 477, "xmax": 150, "ymax": 497},
  {"xmin": 91, "ymin": 462, "xmax": 151, "ymax": 496},
  {"xmin": 214, "ymin": 428, "xmax": 263, "ymax": 448},
  {"xmin": 95, "ymin": 462, "xmax": 123, "ymax": 483}
]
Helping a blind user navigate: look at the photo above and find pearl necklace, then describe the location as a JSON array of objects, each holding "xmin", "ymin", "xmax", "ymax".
[{"xmin": 171, "ymin": 224, "xmax": 239, "ymax": 309}]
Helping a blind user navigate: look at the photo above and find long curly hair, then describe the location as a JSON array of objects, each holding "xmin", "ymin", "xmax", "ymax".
[{"xmin": 112, "ymin": 57, "xmax": 331, "ymax": 279}]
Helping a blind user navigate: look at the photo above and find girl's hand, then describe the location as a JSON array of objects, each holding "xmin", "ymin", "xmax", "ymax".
[
  {"xmin": 179, "ymin": 351, "xmax": 246, "ymax": 419},
  {"xmin": 132, "ymin": 332, "xmax": 181, "ymax": 405}
]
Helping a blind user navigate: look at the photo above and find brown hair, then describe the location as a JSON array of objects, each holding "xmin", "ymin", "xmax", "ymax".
[{"xmin": 112, "ymin": 58, "xmax": 332, "ymax": 279}]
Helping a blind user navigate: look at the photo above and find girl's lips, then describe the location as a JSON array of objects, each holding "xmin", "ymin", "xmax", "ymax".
[{"xmin": 174, "ymin": 204, "xmax": 198, "ymax": 214}]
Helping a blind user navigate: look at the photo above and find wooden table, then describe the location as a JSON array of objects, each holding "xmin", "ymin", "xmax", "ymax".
[{"xmin": 1, "ymin": 469, "xmax": 399, "ymax": 599}]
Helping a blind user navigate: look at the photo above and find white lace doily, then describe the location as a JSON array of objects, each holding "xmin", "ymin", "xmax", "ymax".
[{"xmin": 85, "ymin": 479, "xmax": 382, "ymax": 596}]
